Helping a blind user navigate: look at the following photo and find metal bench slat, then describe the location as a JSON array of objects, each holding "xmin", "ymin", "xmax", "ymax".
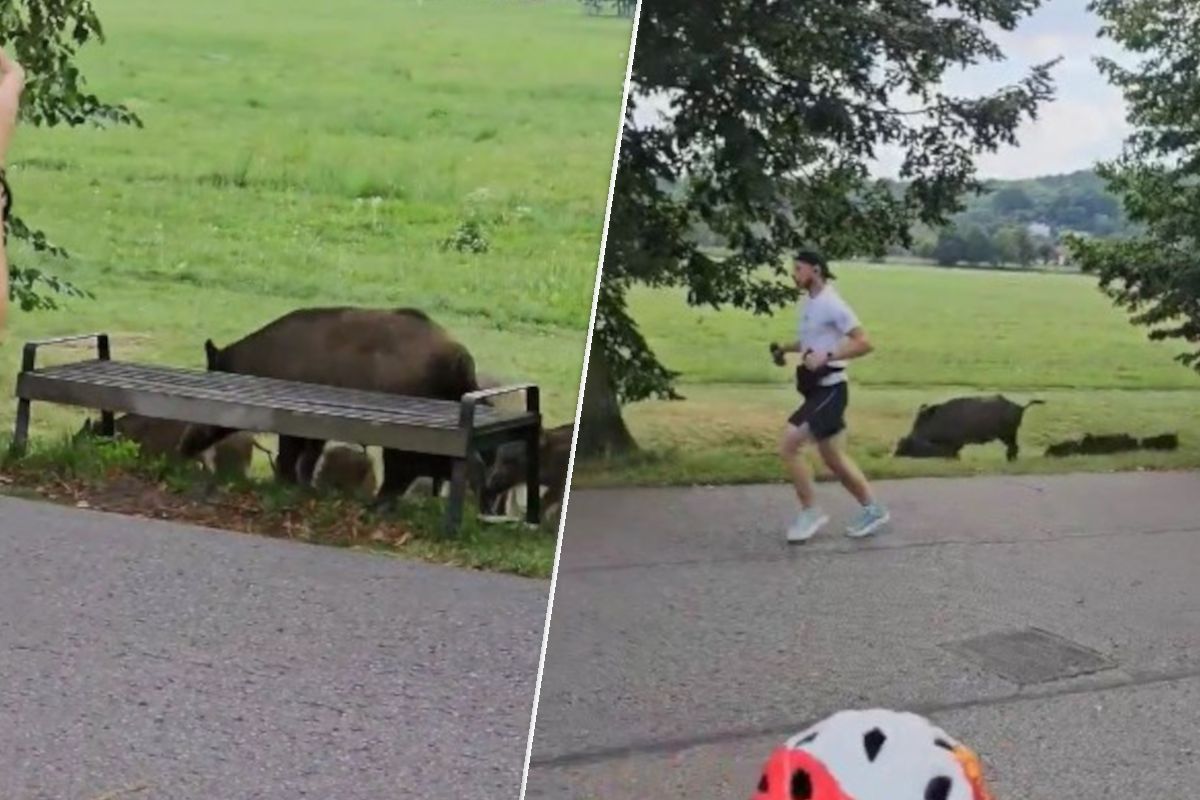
[
  {"xmin": 84, "ymin": 362, "xmax": 477, "ymax": 418},
  {"xmin": 23, "ymin": 367, "xmax": 463, "ymax": 428},
  {"xmin": 20, "ymin": 360, "xmax": 534, "ymax": 432},
  {"xmin": 18, "ymin": 371, "xmax": 474, "ymax": 456},
  {"xmin": 33, "ymin": 370, "xmax": 463, "ymax": 428},
  {"xmin": 39, "ymin": 361, "xmax": 467, "ymax": 418}
]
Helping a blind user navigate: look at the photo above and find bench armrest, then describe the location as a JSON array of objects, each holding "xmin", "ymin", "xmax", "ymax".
[
  {"xmin": 463, "ymin": 382, "xmax": 536, "ymax": 404},
  {"xmin": 459, "ymin": 382, "xmax": 540, "ymax": 428},
  {"xmin": 20, "ymin": 333, "xmax": 110, "ymax": 372}
]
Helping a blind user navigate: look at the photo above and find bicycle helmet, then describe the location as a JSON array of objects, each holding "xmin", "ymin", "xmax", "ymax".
[{"xmin": 751, "ymin": 709, "xmax": 994, "ymax": 800}]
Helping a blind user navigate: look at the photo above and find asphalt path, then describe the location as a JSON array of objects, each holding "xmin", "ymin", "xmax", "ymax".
[
  {"xmin": 0, "ymin": 495, "xmax": 548, "ymax": 800},
  {"xmin": 526, "ymin": 471, "xmax": 1200, "ymax": 798}
]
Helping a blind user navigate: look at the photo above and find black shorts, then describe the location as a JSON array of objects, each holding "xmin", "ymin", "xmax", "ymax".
[{"xmin": 788, "ymin": 381, "xmax": 849, "ymax": 441}]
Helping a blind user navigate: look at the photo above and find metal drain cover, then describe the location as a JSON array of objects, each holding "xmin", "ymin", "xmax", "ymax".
[{"xmin": 945, "ymin": 627, "xmax": 1116, "ymax": 685}]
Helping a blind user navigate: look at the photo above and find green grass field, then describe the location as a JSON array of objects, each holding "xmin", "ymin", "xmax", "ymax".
[
  {"xmin": 0, "ymin": 0, "xmax": 633, "ymax": 575},
  {"xmin": 573, "ymin": 260, "xmax": 1200, "ymax": 487}
]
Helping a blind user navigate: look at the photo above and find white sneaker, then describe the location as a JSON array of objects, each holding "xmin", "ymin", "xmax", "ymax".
[{"xmin": 786, "ymin": 508, "xmax": 830, "ymax": 544}]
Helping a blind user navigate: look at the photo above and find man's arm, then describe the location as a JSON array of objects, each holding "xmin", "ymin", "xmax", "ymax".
[
  {"xmin": 828, "ymin": 296, "xmax": 872, "ymax": 361},
  {"xmin": 831, "ymin": 326, "xmax": 873, "ymax": 360}
]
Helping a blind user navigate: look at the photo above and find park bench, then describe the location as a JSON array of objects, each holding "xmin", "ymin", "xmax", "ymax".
[{"xmin": 8, "ymin": 333, "xmax": 542, "ymax": 535}]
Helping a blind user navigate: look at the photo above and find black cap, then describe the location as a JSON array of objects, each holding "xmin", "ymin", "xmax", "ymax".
[{"xmin": 794, "ymin": 249, "xmax": 835, "ymax": 279}]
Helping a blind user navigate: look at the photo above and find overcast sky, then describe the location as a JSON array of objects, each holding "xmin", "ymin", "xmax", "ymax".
[
  {"xmin": 895, "ymin": 0, "xmax": 1134, "ymax": 180},
  {"xmin": 630, "ymin": 0, "xmax": 1134, "ymax": 181}
]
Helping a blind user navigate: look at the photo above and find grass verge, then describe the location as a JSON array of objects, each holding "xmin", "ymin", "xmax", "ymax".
[
  {"xmin": 573, "ymin": 260, "xmax": 1200, "ymax": 487},
  {"xmin": 0, "ymin": 435, "xmax": 555, "ymax": 579}
]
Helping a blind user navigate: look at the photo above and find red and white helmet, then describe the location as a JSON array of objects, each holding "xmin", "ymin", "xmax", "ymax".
[{"xmin": 750, "ymin": 709, "xmax": 994, "ymax": 800}]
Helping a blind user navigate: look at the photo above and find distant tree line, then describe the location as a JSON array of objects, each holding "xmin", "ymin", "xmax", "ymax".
[
  {"xmin": 580, "ymin": 0, "xmax": 636, "ymax": 17},
  {"xmin": 898, "ymin": 169, "xmax": 1135, "ymax": 268},
  {"xmin": 686, "ymin": 169, "xmax": 1132, "ymax": 270},
  {"xmin": 943, "ymin": 170, "xmax": 1132, "ymax": 237},
  {"xmin": 910, "ymin": 224, "xmax": 1057, "ymax": 268}
]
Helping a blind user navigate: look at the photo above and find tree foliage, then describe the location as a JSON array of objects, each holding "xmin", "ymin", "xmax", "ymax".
[
  {"xmin": 1066, "ymin": 0, "xmax": 1200, "ymax": 373},
  {"xmin": 2, "ymin": 0, "xmax": 141, "ymax": 311},
  {"xmin": 932, "ymin": 229, "xmax": 967, "ymax": 266},
  {"xmin": 994, "ymin": 224, "xmax": 1036, "ymax": 266},
  {"xmin": 588, "ymin": 0, "xmax": 1057, "ymax": 455}
]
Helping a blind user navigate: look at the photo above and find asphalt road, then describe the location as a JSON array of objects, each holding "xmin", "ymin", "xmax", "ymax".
[
  {"xmin": 526, "ymin": 470, "xmax": 1200, "ymax": 798},
  {"xmin": 0, "ymin": 495, "xmax": 548, "ymax": 800}
]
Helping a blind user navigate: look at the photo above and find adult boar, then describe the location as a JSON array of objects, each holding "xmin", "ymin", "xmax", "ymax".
[
  {"xmin": 897, "ymin": 395, "xmax": 1044, "ymax": 462},
  {"xmin": 179, "ymin": 307, "xmax": 480, "ymax": 503}
]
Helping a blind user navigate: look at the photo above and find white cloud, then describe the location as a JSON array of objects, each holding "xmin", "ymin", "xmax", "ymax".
[
  {"xmin": 974, "ymin": 94, "xmax": 1130, "ymax": 177},
  {"xmin": 626, "ymin": 0, "xmax": 1133, "ymax": 180}
]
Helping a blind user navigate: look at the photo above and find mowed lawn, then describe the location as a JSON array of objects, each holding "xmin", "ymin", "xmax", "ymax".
[
  {"xmin": 574, "ymin": 261, "xmax": 1200, "ymax": 487},
  {"xmin": 0, "ymin": 0, "xmax": 631, "ymax": 576},
  {"xmin": 1, "ymin": 0, "xmax": 632, "ymax": 441}
]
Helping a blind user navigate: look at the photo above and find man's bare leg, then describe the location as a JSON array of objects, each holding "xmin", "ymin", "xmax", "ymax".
[
  {"xmin": 779, "ymin": 423, "xmax": 829, "ymax": 542},
  {"xmin": 779, "ymin": 423, "xmax": 816, "ymax": 508},
  {"xmin": 816, "ymin": 430, "xmax": 890, "ymax": 538},
  {"xmin": 816, "ymin": 431, "xmax": 874, "ymax": 505}
]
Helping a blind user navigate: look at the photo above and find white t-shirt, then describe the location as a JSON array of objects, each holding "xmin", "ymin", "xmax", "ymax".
[{"xmin": 798, "ymin": 284, "xmax": 860, "ymax": 386}]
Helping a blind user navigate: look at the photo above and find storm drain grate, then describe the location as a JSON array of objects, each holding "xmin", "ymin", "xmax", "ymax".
[{"xmin": 944, "ymin": 627, "xmax": 1117, "ymax": 685}]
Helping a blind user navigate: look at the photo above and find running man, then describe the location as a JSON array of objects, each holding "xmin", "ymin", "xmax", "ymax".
[{"xmin": 771, "ymin": 250, "xmax": 889, "ymax": 543}]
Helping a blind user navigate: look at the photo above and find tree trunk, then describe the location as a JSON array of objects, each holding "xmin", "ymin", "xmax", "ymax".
[{"xmin": 575, "ymin": 347, "xmax": 638, "ymax": 460}]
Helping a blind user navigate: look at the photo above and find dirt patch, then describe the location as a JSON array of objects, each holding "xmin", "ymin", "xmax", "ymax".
[
  {"xmin": 0, "ymin": 443, "xmax": 553, "ymax": 578},
  {"xmin": 0, "ymin": 469, "xmax": 416, "ymax": 549}
]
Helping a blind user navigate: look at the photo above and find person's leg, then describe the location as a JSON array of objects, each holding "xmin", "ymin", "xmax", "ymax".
[
  {"xmin": 816, "ymin": 431, "xmax": 874, "ymax": 506},
  {"xmin": 810, "ymin": 382, "xmax": 889, "ymax": 538},
  {"xmin": 778, "ymin": 422, "xmax": 816, "ymax": 508},
  {"xmin": 779, "ymin": 406, "xmax": 829, "ymax": 544}
]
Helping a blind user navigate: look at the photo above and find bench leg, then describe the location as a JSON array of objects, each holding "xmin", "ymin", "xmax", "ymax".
[
  {"xmin": 9, "ymin": 398, "xmax": 31, "ymax": 457},
  {"xmin": 443, "ymin": 456, "xmax": 470, "ymax": 536},
  {"xmin": 524, "ymin": 428, "xmax": 541, "ymax": 527},
  {"xmin": 99, "ymin": 410, "xmax": 115, "ymax": 438}
]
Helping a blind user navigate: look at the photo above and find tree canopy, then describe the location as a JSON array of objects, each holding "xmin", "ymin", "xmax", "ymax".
[
  {"xmin": 580, "ymin": 0, "xmax": 1058, "ymax": 456},
  {"xmin": 1066, "ymin": 0, "xmax": 1200, "ymax": 373},
  {"xmin": 2, "ymin": 0, "xmax": 140, "ymax": 312}
]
